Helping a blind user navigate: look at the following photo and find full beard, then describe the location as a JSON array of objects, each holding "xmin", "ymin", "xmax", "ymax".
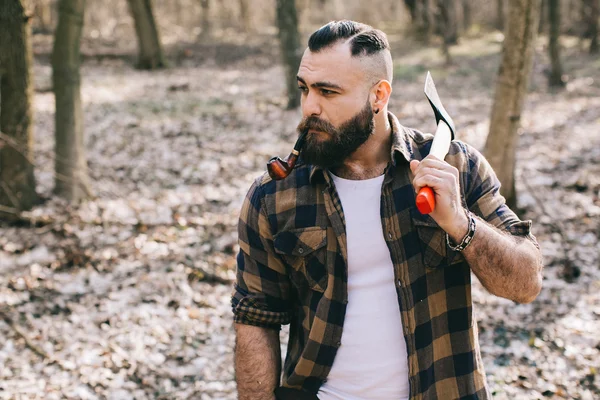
[{"xmin": 296, "ymin": 99, "xmax": 375, "ymax": 169}]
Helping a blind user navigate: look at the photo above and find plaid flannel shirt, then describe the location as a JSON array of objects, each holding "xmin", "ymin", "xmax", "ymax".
[{"xmin": 232, "ymin": 112, "xmax": 538, "ymax": 400}]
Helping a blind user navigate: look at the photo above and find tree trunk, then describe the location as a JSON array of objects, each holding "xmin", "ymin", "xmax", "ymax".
[
  {"xmin": 484, "ymin": 0, "xmax": 541, "ymax": 209},
  {"xmin": 127, "ymin": 0, "xmax": 165, "ymax": 69},
  {"xmin": 580, "ymin": 0, "xmax": 587, "ymax": 36},
  {"xmin": 462, "ymin": 0, "xmax": 472, "ymax": 32},
  {"xmin": 416, "ymin": 0, "xmax": 434, "ymax": 43},
  {"xmin": 548, "ymin": 0, "xmax": 565, "ymax": 86},
  {"xmin": 441, "ymin": 39, "xmax": 453, "ymax": 66},
  {"xmin": 239, "ymin": 0, "xmax": 251, "ymax": 32},
  {"xmin": 52, "ymin": 0, "xmax": 92, "ymax": 202},
  {"xmin": 276, "ymin": 0, "xmax": 302, "ymax": 109},
  {"xmin": 496, "ymin": 0, "xmax": 505, "ymax": 31},
  {"xmin": 439, "ymin": 0, "xmax": 459, "ymax": 64},
  {"xmin": 539, "ymin": 0, "xmax": 546, "ymax": 34},
  {"xmin": 200, "ymin": 0, "xmax": 211, "ymax": 38},
  {"xmin": 566, "ymin": 0, "xmax": 576, "ymax": 33},
  {"xmin": 404, "ymin": 0, "xmax": 418, "ymax": 22},
  {"xmin": 0, "ymin": 0, "xmax": 39, "ymax": 213},
  {"xmin": 589, "ymin": 0, "xmax": 599, "ymax": 53},
  {"xmin": 36, "ymin": 0, "xmax": 54, "ymax": 33},
  {"xmin": 443, "ymin": 0, "xmax": 460, "ymax": 44}
]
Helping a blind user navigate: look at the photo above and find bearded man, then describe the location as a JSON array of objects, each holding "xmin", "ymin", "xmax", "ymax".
[{"xmin": 231, "ymin": 20, "xmax": 543, "ymax": 400}]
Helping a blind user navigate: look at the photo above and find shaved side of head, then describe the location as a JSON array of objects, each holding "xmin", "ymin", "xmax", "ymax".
[
  {"xmin": 307, "ymin": 20, "xmax": 393, "ymax": 86},
  {"xmin": 355, "ymin": 46, "xmax": 393, "ymax": 86}
]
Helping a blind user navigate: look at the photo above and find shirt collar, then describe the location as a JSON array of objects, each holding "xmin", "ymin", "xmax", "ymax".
[{"xmin": 308, "ymin": 111, "xmax": 414, "ymax": 184}]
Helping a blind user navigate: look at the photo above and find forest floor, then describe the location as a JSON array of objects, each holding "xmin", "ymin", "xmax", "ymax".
[{"xmin": 1, "ymin": 30, "xmax": 599, "ymax": 400}]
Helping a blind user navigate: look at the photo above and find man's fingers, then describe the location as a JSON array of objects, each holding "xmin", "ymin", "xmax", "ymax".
[
  {"xmin": 412, "ymin": 156, "xmax": 459, "ymax": 180},
  {"xmin": 418, "ymin": 156, "xmax": 456, "ymax": 172},
  {"xmin": 409, "ymin": 160, "xmax": 420, "ymax": 173},
  {"xmin": 413, "ymin": 175, "xmax": 443, "ymax": 193},
  {"xmin": 411, "ymin": 156, "xmax": 447, "ymax": 173},
  {"xmin": 413, "ymin": 169, "xmax": 457, "ymax": 193}
]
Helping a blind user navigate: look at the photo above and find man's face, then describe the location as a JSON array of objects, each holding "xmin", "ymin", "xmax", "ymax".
[
  {"xmin": 296, "ymin": 44, "xmax": 376, "ymax": 168},
  {"xmin": 297, "ymin": 99, "xmax": 374, "ymax": 168}
]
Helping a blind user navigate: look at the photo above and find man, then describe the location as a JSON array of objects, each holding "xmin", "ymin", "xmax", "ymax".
[{"xmin": 232, "ymin": 20, "xmax": 543, "ymax": 400}]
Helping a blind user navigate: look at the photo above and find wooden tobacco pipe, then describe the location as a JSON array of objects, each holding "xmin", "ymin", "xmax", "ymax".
[{"xmin": 267, "ymin": 131, "xmax": 307, "ymax": 180}]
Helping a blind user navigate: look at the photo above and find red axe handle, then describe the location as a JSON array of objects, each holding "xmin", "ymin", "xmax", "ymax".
[{"xmin": 415, "ymin": 119, "xmax": 453, "ymax": 215}]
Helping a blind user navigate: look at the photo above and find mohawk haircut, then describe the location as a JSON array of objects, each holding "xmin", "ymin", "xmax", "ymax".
[{"xmin": 308, "ymin": 20, "xmax": 391, "ymax": 56}]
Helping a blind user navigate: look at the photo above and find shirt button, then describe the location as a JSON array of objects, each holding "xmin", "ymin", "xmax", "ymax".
[
  {"xmin": 388, "ymin": 232, "xmax": 393, "ymax": 240},
  {"xmin": 336, "ymin": 341, "xmax": 342, "ymax": 347},
  {"xmin": 298, "ymin": 247, "xmax": 304, "ymax": 254}
]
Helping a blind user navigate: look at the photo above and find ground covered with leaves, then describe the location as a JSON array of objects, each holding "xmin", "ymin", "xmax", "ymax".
[{"xmin": 1, "ymin": 32, "xmax": 599, "ymax": 399}]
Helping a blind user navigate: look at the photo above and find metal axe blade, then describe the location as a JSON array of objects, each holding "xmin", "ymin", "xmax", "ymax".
[
  {"xmin": 424, "ymin": 71, "xmax": 456, "ymax": 139},
  {"xmin": 415, "ymin": 72, "xmax": 457, "ymax": 215}
]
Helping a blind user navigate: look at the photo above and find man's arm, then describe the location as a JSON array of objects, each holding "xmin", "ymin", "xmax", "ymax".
[
  {"xmin": 446, "ymin": 214, "xmax": 543, "ymax": 303},
  {"xmin": 235, "ymin": 324, "xmax": 281, "ymax": 400},
  {"xmin": 410, "ymin": 149, "xmax": 543, "ymax": 304},
  {"xmin": 232, "ymin": 178, "xmax": 292, "ymax": 398}
]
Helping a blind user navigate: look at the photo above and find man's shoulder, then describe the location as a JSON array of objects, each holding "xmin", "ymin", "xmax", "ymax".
[
  {"xmin": 249, "ymin": 162, "xmax": 313, "ymax": 192},
  {"xmin": 244, "ymin": 163, "xmax": 315, "ymax": 208},
  {"xmin": 242, "ymin": 164, "xmax": 317, "ymax": 232}
]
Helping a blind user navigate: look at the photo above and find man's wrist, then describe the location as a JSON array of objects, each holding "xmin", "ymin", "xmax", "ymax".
[
  {"xmin": 445, "ymin": 208, "xmax": 470, "ymax": 243},
  {"xmin": 446, "ymin": 209, "xmax": 477, "ymax": 252}
]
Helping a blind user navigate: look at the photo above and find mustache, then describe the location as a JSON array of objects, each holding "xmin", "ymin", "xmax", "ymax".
[{"xmin": 297, "ymin": 116, "xmax": 337, "ymax": 135}]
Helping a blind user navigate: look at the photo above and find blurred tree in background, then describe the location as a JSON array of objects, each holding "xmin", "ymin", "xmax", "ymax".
[
  {"xmin": 127, "ymin": 0, "xmax": 166, "ymax": 69},
  {"xmin": 33, "ymin": 0, "xmax": 55, "ymax": 34},
  {"xmin": 585, "ymin": 0, "xmax": 599, "ymax": 53},
  {"xmin": 199, "ymin": 0, "xmax": 211, "ymax": 38},
  {"xmin": 548, "ymin": 0, "xmax": 565, "ymax": 86},
  {"xmin": 52, "ymin": 0, "xmax": 92, "ymax": 202},
  {"xmin": 239, "ymin": 0, "xmax": 251, "ymax": 32},
  {"xmin": 24, "ymin": 0, "xmax": 599, "ymax": 50},
  {"xmin": 462, "ymin": 0, "xmax": 472, "ymax": 31},
  {"xmin": 0, "ymin": 0, "xmax": 598, "ymax": 209},
  {"xmin": 484, "ymin": 0, "xmax": 541, "ymax": 209},
  {"xmin": 439, "ymin": 0, "xmax": 460, "ymax": 64},
  {"xmin": 276, "ymin": 0, "xmax": 302, "ymax": 109},
  {"xmin": 0, "ymin": 0, "xmax": 39, "ymax": 214},
  {"xmin": 496, "ymin": 0, "xmax": 505, "ymax": 31}
]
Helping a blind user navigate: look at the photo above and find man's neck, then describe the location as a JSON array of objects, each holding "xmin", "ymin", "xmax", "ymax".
[{"xmin": 330, "ymin": 112, "xmax": 392, "ymax": 180}]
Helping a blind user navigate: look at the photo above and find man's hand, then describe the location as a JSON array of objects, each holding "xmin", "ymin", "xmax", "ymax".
[
  {"xmin": 411, "ymin": 155, "xmax": 543, "ymax": 303},
  {"xmin": 410, "ymin": 155, "xmax": 469, "ymax": 242}
]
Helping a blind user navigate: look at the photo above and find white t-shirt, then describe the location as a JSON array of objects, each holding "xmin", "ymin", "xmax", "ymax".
[{"xmin": 318, "ymin": 173, "xmax": 410, "ymax": 400}]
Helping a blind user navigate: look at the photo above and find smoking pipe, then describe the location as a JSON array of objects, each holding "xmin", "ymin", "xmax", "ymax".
[{"xmin": 267, "ymin": 131, "xmax": 307, "ymax": 180}]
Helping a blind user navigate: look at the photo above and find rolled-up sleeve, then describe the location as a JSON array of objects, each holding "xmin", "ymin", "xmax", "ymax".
[
  {"xmin": 462, "ymin": 143, "xmax": 539, "ymax": 248},
  {"xmin": 231, "ymin": 178, "xmax": 292, "ymax": 330}
]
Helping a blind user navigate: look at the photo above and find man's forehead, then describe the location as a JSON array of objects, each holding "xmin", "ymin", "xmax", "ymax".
[{"xmin": 298, "ymin": 44, "xmax": 366, "ymax": 85}]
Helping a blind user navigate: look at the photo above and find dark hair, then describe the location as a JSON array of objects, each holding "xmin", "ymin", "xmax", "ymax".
[{"xmin": 308, "ymin": 20, "xmax": 390, "ymax": 56}]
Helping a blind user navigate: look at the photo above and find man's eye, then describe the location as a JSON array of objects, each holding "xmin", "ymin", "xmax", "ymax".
[
  {"xmin": 298, "ymin": 86, "xmax": 308, "ymax": 92},
  {"xmin": 321, "ymin": 89, "xmax": 336, "ymax": 95}
]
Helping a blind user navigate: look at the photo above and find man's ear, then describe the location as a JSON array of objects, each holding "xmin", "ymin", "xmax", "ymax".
[{"xmin": 372, "ymin": 80, "xmax": 392, "ymax": 112}]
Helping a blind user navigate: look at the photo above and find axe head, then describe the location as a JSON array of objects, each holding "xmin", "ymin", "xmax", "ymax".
[{"xmin": 424, "ymin": 71, "xmax": 456, "ymax": 140}]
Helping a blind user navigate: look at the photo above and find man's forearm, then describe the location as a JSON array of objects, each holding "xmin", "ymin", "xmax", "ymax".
[
  {"xmin": 452, "ymin": 216, "xmax": 543, "ymax": 303},
  {"xmin": 235, "ymin": 323, "xmax": 281, "ymax": 400}
]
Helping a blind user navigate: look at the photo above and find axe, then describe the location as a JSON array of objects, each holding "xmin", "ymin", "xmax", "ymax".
[{"xmin": 416, "ymin": 72, "xmax": 457, "ymax": 215}]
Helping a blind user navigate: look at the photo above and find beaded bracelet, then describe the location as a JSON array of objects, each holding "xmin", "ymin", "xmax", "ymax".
[{"xmin": 446, "ymin": 210, "xmax": 476, "ymax": 252}]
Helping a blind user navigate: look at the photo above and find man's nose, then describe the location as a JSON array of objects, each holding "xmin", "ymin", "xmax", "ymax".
[{"xmin": 302, "ymin": 91, "xmax": 321, "ymax": 117}]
